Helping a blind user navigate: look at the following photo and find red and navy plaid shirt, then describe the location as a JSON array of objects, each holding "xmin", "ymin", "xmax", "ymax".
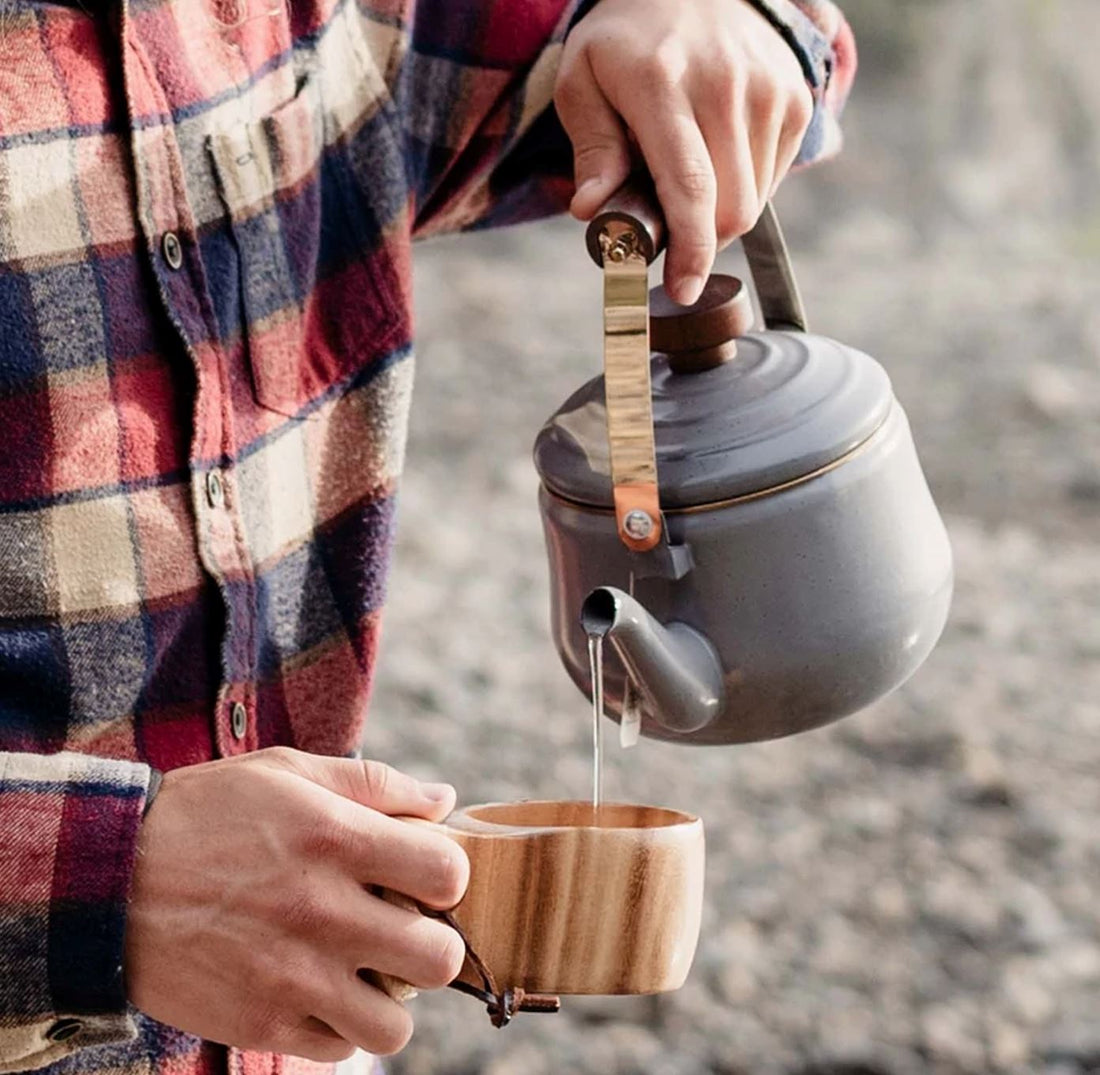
[{"xmin": 0, "ymin": 0, "xmax": 854, "ymax": 1072}]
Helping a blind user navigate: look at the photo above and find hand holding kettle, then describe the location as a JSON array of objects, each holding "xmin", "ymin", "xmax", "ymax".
[{"xmin": 555, "ymin": 0, "xmax": 841, "ymax": 304}]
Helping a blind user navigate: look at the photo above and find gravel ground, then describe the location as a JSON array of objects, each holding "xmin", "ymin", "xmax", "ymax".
[
  {"xmin": 368, "ymin": 4, "xmax": 1099, "ymax": 1070},
  {"xmin": 369, "ymin": 220, "xmax": 1099, "ymax": 1075}
]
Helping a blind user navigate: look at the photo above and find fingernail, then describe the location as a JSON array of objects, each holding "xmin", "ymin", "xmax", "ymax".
[
  {"xmin": 420, "ymin": 782, "xmax": 454, "ymax": 803},
  {"xmin": 573, "ymin": 176, "xmax": 605, "ymax": 203}
]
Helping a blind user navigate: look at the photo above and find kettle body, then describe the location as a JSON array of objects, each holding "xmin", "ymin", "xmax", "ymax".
[
  {"xmin": 539, "ymin": 377, "xmax": 953, "ymax": 745},
  {"xmin": 535, "ymin": 195, "xmax": 953, "ymax": 746}
]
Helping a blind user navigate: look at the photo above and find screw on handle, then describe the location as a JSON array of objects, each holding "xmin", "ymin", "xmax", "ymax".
[
  {"xmin": 585, "ymin": 180, "xmax": 808, "ymax": 333},
  {"xmin": 585, "ymin": 174, "xmax": 667, "ymax": 268}
]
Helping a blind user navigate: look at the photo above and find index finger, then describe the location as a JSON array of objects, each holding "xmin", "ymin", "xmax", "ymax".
[{"xmin": 620, "ymin": 91, "xmax": 716, "ymax": 305}]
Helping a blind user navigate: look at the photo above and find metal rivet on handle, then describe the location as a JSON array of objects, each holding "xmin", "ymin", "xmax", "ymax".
[{"xmin": 623, "ymin": 509, "xmax": 655, "ymax": 540}]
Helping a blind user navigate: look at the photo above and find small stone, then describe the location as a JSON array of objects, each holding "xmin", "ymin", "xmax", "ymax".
[
  {"xmin": 1059, "ymin": 941, "xmax": 1100, "ymax": 981},
  {"xmin": 570, "ymin": 993, "xmax": 661, "ymax": 1027},
  {"xmin": 600, "ymin": 1024, "xmax": 665, "ymax": 1068},
  {"xmin": 868, "ymin": 878, "xmax": 911, "ymax": 923},
  {"xmin": 1001, "ymin": 959, "xmax": 1057, "ymax": 1025},
  {"xmin": 921, "ymin": 1003, "xmax": 987, "ymax": 1071},
  {"xmin": 1068, "ymin": 474, "xmax": 1100, "ymax": 504},
  {"xmin": 1007, "ymin": 881, "xmax": 1067, "ymax": 950},
  {"xmin": 958, "ymin": 744, "xmax": 1018, "ymax": 808},
  {"xmin": 715, "ymin": 961, "xmax": 757, "ymax": 1005},
  {"xmin": 815, "ymin": 1002, "xmax": 877, "ymax": 1059},
  {"xmin": 484, "ymin": 1042, "xmax": 548, "ymax": 1075},
  {"xmin": 1022, "ymin": 363, "xmax": 1092, "ymax": 422},
  {"xmin": 920, "ymin": 870, "xmax": 1003, "ymax": 944},
  {"xmin": 988, "ymin": 1020, "xmax": 1032, "ymax": 1070}
]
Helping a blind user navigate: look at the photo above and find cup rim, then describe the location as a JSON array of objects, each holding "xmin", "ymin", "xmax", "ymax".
[{"xmin": 451, "ymin": 799, "xmax": 700, "ymax": 833}]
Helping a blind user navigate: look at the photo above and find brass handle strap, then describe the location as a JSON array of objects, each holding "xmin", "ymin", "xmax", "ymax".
[
  {"xmin": 586, "ymin": 184, "xmax": 808, "ymax": 555},
  {"xmin": 603, "ymin": 249, "xmax": 662, "ymax": 552}
]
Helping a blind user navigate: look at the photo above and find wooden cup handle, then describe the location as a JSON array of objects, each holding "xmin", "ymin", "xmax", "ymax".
[{"xmin": 362, "ymin": 888, "xmax": 433, "ymax": 1005}]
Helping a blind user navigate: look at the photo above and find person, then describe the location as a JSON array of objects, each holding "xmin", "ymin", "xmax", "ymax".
[{"xmin": 0, "ymin": 0, "xmax": 855, "ymax": 1071}]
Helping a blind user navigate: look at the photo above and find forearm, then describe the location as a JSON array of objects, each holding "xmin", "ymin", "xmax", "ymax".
[{"xmin": 0, "ymin": 751, "xmax": 153, "ymax": 1073}]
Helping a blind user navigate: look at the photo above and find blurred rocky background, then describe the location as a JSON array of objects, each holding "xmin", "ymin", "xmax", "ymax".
[{"xmin": 372, "ymin": 1, "xmax": 1100, "ymax": 1072}]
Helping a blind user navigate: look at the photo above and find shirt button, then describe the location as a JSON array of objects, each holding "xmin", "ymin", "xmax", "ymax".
[
  {"xmin": 230, "ymin": 701, "xmax": 248, "ymax": 740},
  {"xmin": 46, "ymin": 1018, "xmax": 84, "ymax": 1044},
  {"xmin": 162, "ymin": 231, "xmax": 183, "ymax": 270},
  {"xmin": 205, "ymin": 468, "xmax": 225, "ymax": 509}
]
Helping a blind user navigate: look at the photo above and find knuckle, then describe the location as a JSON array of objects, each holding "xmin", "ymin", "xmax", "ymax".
[
  {"xmin": 671, "ymin": 166, "xmax": 716, "ymax": 203},
  {"xmin": 327, "ymin": 1040, "xmax": 357, "ymax": 1063},
  {"xmin": 258, "ymin": 745, "xmax": 298, "ymax": 769},
  {"xmin": 572, "ymin": 142, "xmax": 618, "ymax": 167},
  {"xmin": 361, "ymin": 760, "xmax": 392, "ymax": 803},
  {"xmin": 241, "ymin": 995, "xmax": 287, "ymax": 1046},
  {"xmin": 426, "ymin": 844, "xmax": 469, "ymax": 908},
  {"xmin": 303, "ymin": 1038, "xmax": 356, "ymax": 1064},
  {"xmin": 282, "ymin": 883, "xmax": 331, "ymax": 936},
  {"xmin": 552, "ymin": 66, "xmax": 583, "ymax": 111},
  {"xmin": 643, "ymin": 40, "xmax": 687, "ymax": 89},
  {"xmin": 717, "ymin": 202, "xmax": 758, "ymax": 242},
  {"xmin": 790, "ymin": 88, "xmax": 814, "ymax": 129},
  {"xmin": 371, "ymin": 1008, "xmax": 414, "ymax": 1056},
  {"xmin": 710, "ymin": 64, "xmax": 740, "ymax": 105},
  {"xmin": 419, "ymin": 924, "xmax": 467, "ymax": 989},
  {"xmin": 285, "ymin": 1018, "xmax": 355, "ymax": 1063},
  {"xmin": 298, "ymin": 812, "xmax": 349, "ymax": 861},
  {"xmin": 675, "ymin": 228, "xmax": 717, "ymax": 258}
]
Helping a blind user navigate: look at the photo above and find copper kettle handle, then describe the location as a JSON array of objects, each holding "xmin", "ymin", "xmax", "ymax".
[{"xmin": 584, "ymin": 176, "xmax": 809, "ymax": 333}]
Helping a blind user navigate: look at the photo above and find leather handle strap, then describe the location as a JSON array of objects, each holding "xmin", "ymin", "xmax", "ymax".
[
  {"xmin": 366, "ymin": 889, "xmax": 561, "ymax": 1028},
  {"xmin": 602, "ymin": 252, "xmax": 662, "ymax": 551},
  {"xmin": 586, "ymin": 183, "xmax": 808, "ymax": 553}
]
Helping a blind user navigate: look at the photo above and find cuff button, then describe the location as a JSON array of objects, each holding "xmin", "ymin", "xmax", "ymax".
[{"xmin": 46, "ymin": 1019, "xmax": 84, "ymax": 1043}]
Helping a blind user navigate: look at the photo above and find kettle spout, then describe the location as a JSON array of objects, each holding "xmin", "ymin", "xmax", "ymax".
[{"xmin": 580, "ymin": 587, "xmax": 725, "ymax": 736}]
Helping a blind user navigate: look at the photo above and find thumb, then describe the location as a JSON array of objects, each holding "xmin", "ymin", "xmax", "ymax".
[
  {"xmin": 554, "ymin": 54, "xmax": 632, "ymax": 220},
  {"xmin": 267, "ymin": 749, "xmax": 457, "ymax": 822}
]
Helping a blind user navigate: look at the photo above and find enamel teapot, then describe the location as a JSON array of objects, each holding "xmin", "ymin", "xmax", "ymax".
[{"xmin": 533, "ymin": 182, "xmax": 953, "ymax": 745}]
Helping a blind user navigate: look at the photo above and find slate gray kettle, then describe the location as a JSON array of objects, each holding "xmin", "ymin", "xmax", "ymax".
[{"xmin": 533, "ymin": 186, "xmax": 953, "ymax": 745}]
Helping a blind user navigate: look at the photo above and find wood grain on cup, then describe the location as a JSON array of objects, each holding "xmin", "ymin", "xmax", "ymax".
[{"xmin": 374, "ymin": 801, "xmax": 704, "ymax": 999}]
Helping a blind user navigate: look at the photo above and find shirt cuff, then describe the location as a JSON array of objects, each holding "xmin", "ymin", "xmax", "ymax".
[
  {"xmin": 740, "ymin": 0, "xmax": 835, "ymax": 91},
  {"xmin": 0, "ymin": 752, "xmax": 152, "ymax": 1071}
]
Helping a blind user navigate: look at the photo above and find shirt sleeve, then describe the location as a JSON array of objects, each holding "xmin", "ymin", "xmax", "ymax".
[
  {"xmin": 0, "ymin": 752, "xmax": 153, "ymax": 1073},
  {"xmin": 387, "ymin": 0, "xmax": 855, "ymax": 240},
  {"xmin": 750, "ymin": 0, "xmax": 858, "ymax": 166}
]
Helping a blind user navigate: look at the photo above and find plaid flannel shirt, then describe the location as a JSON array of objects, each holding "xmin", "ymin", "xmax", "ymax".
[{"xmin": 0, "ymin": 0, "xmax": 854, "ymax": 1072}]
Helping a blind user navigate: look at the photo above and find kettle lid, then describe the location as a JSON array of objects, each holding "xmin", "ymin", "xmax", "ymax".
[{"xmin": 534, "ymin": 277, "xmax": 894, "ymax": 510}]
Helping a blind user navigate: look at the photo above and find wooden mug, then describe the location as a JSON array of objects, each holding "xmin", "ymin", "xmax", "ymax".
[{"xmin": 377, "ymin": 800, "xmax": 704, "ymax": 1003}]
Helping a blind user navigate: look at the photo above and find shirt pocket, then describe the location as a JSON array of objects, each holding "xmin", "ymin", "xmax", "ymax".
[{"xmin": 208, "ymin": 66, "xmax": 408, "ymax": 418}]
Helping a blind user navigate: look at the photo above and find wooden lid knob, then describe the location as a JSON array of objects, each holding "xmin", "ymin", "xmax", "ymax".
[{"xmin": 649, "ymin": 275, "xmax": 756, "ymax": 372}]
